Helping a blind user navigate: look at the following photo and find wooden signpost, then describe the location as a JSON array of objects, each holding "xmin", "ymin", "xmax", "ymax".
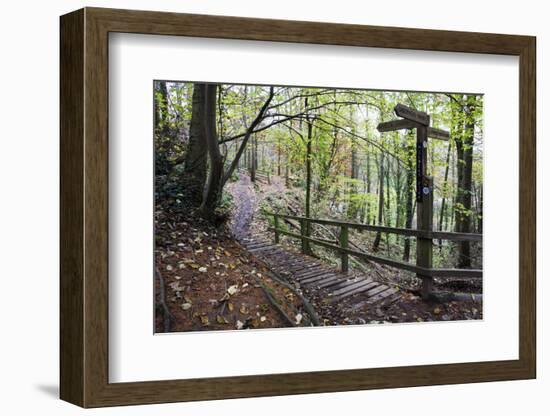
[
  {"xmin": 376, "ymin": 119, "xmax": 417, "ymax": 132},
  {"xmin": 376, "ymin": 104, "xmax": 450, "ymax": 299},
  {"xmin": 428, "ymin": 126, "xmax": 450, "ymax": 141},
  {"xmin": 394, "ymin": 103, "xmax": 430, "ymax": 125}
]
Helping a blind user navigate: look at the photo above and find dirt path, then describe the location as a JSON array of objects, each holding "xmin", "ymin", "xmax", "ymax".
[
  {"xmin": 228, "ymin": 173, "xmax": 288, "ymax": 240},
  {"xmin": 228, "ymin": 173, "xmax": 258, "ymax": 239}
]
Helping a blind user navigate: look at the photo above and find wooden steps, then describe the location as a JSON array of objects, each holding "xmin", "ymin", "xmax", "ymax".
[{"xmin": 239, "ymin": 234, "xmax": 399, "ymax": 311}]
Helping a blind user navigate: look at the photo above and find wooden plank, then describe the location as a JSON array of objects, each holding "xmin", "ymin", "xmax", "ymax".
[
  {"xmin": 344, "ymin": 247, "xmax": 422, "ymax": 274},
  {"xmin": 272, "ymin": 222, "xmax": 479, "ymax": 242},
  {"xmin": 415, "ymin": 136, "xmax": 424, "ymax": 202},
  {"xmin": 274, "ymin": 260, "xmax": 321, "ymax": 272},
  {"xmin": 428, "ymin": 126, "xmax": 450, "ymax": 140},
  {"xmin": 299, "ymin": 272, "xmax": 337, "ymax": 285},
  {"xmin": 339, "ymin": 225, "xmax": 349, "ymax": 273},
  {"xmin": 247, "ymin": 241, "xmax": 273, "ymax": 248},
  {"xmin": 273, "ymin": 216, "xmax": 280, "ymax": 243},
  {"xmin": 269, "ymin": 220, "xmax": 482, "ymax": 242},
  {"xmin": 416, "ymin": 126, "xmax": 434, "ymax": 299},
  {"xmin": 246, "ymin": 241, "xmax": 272, "ymax": 249},
  {"xmin": 270, "ymin": 221, "xmax": 424, "ymax": 238},
  {"xmin": 332, "ymin": 281, "xmax": 379, "ymax": 300},
  {"xmin": 364, "ymin": 284, "xmax": 390, "ymax": 299},
  {"xmin": 377, "ymin": 119, "xmax": 418, "ymax": 132},
  {"xmin": 428, "ymin": 268, "xmax": 482, "ymax": 278},
  {"xmin": 330, "ymin": 279, "xmax": 374, "ymax": 297},
  {"xmin": 394, "ymin": 104, "xmax": 430, "ymax": 125},
  {"xmin": 295, "ymin": 268, "xmax": 331, "ymax": 280},
  {"xmin": 430, "ymin": 231, "xmax": 482, "ymax": 242},
  {"xmin": 367, "ymin": 287, "xmax": 399, "ymax": 304},
  {"xmin": 248, "ymin": 245, "xmax": 275, "ymax": 253},
  {"xmin": 287, "ymin": 265, "xmax": 324, "ymax": 275},
  {"xmin": 295, "ymin": 267, "xmax": 331, "ymax": 279},
  {"xmin": 313, "ymin": 276, "xmax": 344, "ymax": 289},
  {"xmin": 260, "ymin": 248, "xmax": 287, "ymax": 258}
]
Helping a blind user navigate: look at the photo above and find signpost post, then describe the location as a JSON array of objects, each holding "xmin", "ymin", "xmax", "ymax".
[{"xmin": 376, "ymin": 104, "xmax": 449, "ymax": 299}]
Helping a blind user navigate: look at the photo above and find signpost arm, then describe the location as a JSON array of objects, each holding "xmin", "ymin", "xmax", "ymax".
[{"xmin": 416, "ymin": 125, "xmax": 434, "ymax": 299}]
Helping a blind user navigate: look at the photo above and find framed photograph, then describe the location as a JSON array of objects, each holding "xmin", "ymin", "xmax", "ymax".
[{"xmin": 60, "ymin": 7, "xmax": 536, "ymax": 408}]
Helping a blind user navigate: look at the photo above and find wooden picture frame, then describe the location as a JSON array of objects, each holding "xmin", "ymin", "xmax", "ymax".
[{"xmin": 60, "ymin": 7, "xmax": 536, "ymax": 408}]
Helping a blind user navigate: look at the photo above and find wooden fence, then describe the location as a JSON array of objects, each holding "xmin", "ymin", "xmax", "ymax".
[{"xmin": 264, "ymin": 212, "xmax": 482, "ymax": 295}]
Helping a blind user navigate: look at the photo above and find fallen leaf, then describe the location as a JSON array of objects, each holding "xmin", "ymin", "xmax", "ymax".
[
  {"xmin": 169, "ymin": 282, "xmax": 183, "ymax": 291},
  {"xmin": 200, "ymin": 316, "xmax": 210, "ymax": 326},
  {"xmin": 216, "ymin": 315, "xmax": 228, "ymax": 324},
  {"xmin": 198, "ymin": 267, "xmax": 207, "ymax": 273},
  {"xmin": 236, "ymin": 320, "xmax": 244, "ymax": 330},
  {"xmin": 434, "ymin": 307, "xmax": 441, "ymax": 315},
  {"xmin": 181, "ymin": 303, "xmax": 192, "ymax": 310},
  {"xmin": 227, "ymin": 285, "xmax": 238, "ymax": 295},
  {"xmin": 166, "ymin": 265, "xmax": 173, "ymax": 271},
  {"xmin": 260, "ymin": 316, "xmax": 266, "ymax": 322},
  {"xmin": 228, "ymin": 302, "xmax": 234, "ymax": 312},
  {"xmin": 240, "ymin": 304, "xmax": 248, "ymax": 314},
  {"xmin": 295, "ymin": 313, "xmax": 303, "ymax": 325}
]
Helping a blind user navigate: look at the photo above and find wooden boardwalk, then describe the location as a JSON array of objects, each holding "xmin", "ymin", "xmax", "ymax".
[{"xmin": 238, "ymin": 233, "xmax": 400, "ymax": 309}]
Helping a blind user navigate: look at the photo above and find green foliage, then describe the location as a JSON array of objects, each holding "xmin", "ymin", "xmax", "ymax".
[{"xmin": 156, "ymin": 81, "xmax": 484, "ymax": 267}]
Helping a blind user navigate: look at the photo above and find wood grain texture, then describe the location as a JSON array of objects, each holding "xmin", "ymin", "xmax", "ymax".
[
  {"xmin": 59, "ymin": 8, "xmax": 84, "ymax": 406},
  {"xmin": 59, "ymin": 7, "xmax": 537, "ymax": 408},
  {"xmin": 518, "ymin": 37, "xmax": 536, "ymax": 376}
]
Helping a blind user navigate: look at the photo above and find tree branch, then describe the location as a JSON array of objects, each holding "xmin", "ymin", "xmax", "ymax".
[{"xmin": 222, "ymin": 87, "xmax": 275, "ymax": 185}]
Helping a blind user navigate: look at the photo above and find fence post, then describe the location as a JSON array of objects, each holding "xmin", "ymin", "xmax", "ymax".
[
  {"xmin": 339, "ymin": 225, "xmax": 349, "ymax": 273},
  {"xmin": 416, "ymin": 124, "xmax": 434, "ymax": 299},
  {"xmin": 300, "ymin": 219, "xmax": 307, "ymax": 254},
  {"xmin": 274, "ymin": 215, "xmax": 280, "ymax": 244}
]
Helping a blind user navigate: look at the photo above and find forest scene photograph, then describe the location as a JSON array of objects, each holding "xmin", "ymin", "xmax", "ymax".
[{"xmin": 154, "ymin": 81, "xmax": 483, "ymax": 333}]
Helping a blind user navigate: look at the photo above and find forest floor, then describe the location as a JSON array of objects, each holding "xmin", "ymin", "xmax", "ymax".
[
  {"xmin": 154, "ymin": 184, "xmax": 317, "ymax": 333},
  {"xmin": 155, "ymin": 173, "xmax": 482, "ymax": 332}
]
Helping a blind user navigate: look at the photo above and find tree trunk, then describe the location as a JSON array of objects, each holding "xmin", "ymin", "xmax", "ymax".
[
  {"xmin": 437, "ymin": 139, "xmax": 453, "ymax": 250},
  {"xmin": 365, "ymin": 145, "xmax": 372, "ymax": 224},
  {"xmin": 199, "ymin": 84, "xmax": 224, "ymax": 221},
  {"xmin": 372, "ymin": 152, "xmax": 384, "ymax": 251},
  {"xmin": 154, "ymin": 80, "xmax": 168, "ymax": 129},
  {"xmin": 250, "ymin": 134, "xmax": 257, "ymax": 182},
  {"xmin": 439, "ymin": 140, "xmax": 452, "ymax": 231},
  {"xmin": 184, "ymin": 83, "xmax": 208, "ymax": 203},
  {"xmin": 477, "ymin": 185, "xmax": 483, "ymax": 233},
  {"xmin": 277, "ymin": 136, "xmax": 281, "ymax": 176},
  {"xmin": 304, "ymin": 117, "xmax": 313, "ymax": 254},
  {"xmin": 454, "ymin": 97, "xmax": 475, "ymax": 267}
]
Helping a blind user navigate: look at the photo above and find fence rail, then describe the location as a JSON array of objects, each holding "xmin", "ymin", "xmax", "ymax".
[{"xmin": 264, "ymin": 211, "xmax": 482, "ymax": 279}]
